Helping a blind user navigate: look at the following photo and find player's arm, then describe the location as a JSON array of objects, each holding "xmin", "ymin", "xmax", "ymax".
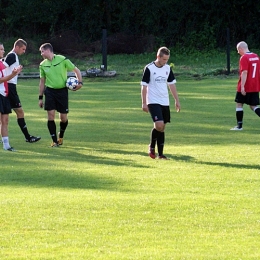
[
  {"xmin": 0, "ymin": 66, "xmax": 22, "ymax": 83},
  {"xmin": 167, "ymin": 69, "xmax": 180, "ymax": 112},
  {"xmin": 38, "ymin": 77, "xmax": 45, "ymax": 108},
  {"xmin": 72, "ymin": 66, "xmax": 83, "ymax": 91},
  {"xmin": 3, "ymin": 53, "xmax": 16, "ymax": 67},
  {"xmin": 141, "ymin": 66, "xmax": 150, "ymax": 112},
  {"xmin": 141, "ymin": 85, "xmax": 148, "ymax": 112},
  {"xmin": 168, "ymin": 83, "xmax": 181, "ymax": 112},
  {"xmin": 240, "ymin": 70, "xmax": 247, "ymax": 96}
]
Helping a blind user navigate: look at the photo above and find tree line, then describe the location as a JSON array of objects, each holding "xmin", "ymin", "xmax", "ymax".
[{"xmin": 1, "ymin": 0, "xmax": 260, "ymax": 52}]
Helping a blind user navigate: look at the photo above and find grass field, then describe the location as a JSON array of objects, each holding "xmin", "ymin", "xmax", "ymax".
[{"xmin": 0, "ymin": 71, "xmax": 260, "ymax": 259}]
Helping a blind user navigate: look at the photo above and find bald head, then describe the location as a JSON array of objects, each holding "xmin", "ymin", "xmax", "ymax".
[{"xmin": 237, "ymin": 41, "xmax": 249, "ymax": 55}]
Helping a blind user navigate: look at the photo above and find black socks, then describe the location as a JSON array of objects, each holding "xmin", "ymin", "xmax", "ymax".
[{"xmin": 17, "ymin": 118, "xmax": 30, "ymax": 139}]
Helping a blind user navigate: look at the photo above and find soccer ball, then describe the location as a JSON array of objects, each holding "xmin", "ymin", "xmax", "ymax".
[{"xmin": 66, "ymin": 77, "xmax": 78, "ymax": 90}]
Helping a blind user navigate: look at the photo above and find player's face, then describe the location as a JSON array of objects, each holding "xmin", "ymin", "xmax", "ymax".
[
  {"xmin": 237, "ymin": 47, "xmax": 243, "ymax": 56},
  {"xmin": 157, "ymin": 54, "xmax": 169, "ymax": 67},
  {"xmin": 40, "ymin": 48, "xmax": 51, "ymax": 59},
  {"xmin": 0, "ymin": 45, "xmax": 5, "ymax": 58},
  {"xmin": 16, "ymin": 45, "xmax": 27, "ymax": 55}
]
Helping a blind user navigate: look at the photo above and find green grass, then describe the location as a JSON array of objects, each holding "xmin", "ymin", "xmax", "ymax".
[{"xmin": 1, "ymin": 74, "xmax": 260, "ymax": 258}]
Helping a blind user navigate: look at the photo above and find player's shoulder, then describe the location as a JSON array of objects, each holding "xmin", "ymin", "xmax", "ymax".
[
  {"xmin": 6, "ymin": 51, "xmax": 16, "ymax": 57},
  {"xmin": 249, "ymin": 52, "xmax": 260, "ymax": 58},
  {"xmin": 145, "ymin": 61, "xmax": 155, "ymax": 69},
  {"xmin": 55, "ymin": 54, "xmax": 66, "ymax": 59},
  {"xmin": 54, "ymin": 54, "xmax": 66, "ymax": 62},
  {"xmin": 243, "ymin": 53, "xmax": 260, "ymax": 64},
  {"xmin": 4, "ymin": 51, "xmax": 16, "ymax": 61},
  {"xmin": 39, "ymin": 58, "xmax": 49, "ymax": 66},
  {"xmin": 242, "ymin": 52, "xmax": 260, "ymax": 59},
  {"xmin": 54, "ymin": 54, "xmax": 71, "ymax": 65},
  {"xmin": 40, "ymin": 55, "xmax": 67, "ymax": 66}
]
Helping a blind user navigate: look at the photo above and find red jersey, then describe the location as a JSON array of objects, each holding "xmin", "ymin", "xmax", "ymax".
[
  {"xmin": 0, "ymin": 61, "xmax": 8, "ymax": 97},
  {"xmin": 237, "ymin": 52, "xmax": 260, "ymax": 92}
]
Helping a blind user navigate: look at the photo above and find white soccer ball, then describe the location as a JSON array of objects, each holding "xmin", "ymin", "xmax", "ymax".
[{"xmin": 66, "ymin": 77, "xmax": 78, "ymax": 90}]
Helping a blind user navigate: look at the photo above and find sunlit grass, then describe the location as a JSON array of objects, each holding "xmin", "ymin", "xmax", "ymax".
[{"xmin": 0, "ymin": 74, "xmax": 259, "ymax": 259}]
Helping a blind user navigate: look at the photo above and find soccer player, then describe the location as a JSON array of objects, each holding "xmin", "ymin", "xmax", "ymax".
[
  {"xmin": 141, "ymin": 46, "xmax": 181, "ymax": 159},
  {"xmin": 38, "ymin": 43, "xmax": 83, "ymax": 147},
  {"xmin": 3, "ymin": 38, "xmax": 41, "ymax": 142},
  {"xmin": 0, "ymin": 43, "xmax": 23, "ymax": 151},
  {"xmin": 230, "ymin": 41, "xmax": 260, "ymax": 130}
]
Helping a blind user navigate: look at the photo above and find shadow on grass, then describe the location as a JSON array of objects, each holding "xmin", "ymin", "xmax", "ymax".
[
  {"xmin": 172, "ymin": 154, "xmax": 260, "ymax": 170},
  {"xmin": 96, "ymin": 145, "xmax": 260, "ymax": 171},
  {"xmin": 0, "ymin": 169, "xmax": 121, "ymax": 190},
  {"xmin": 2, "ymin": 146, "xmax": 258, "ymax": 191},
  {"xmin": 199, "ymin": 160, "xmax": 260, "ymax": 170},
  {"xmin": 0, "ymin": 147, "xmax": 151, "ymax": 190}
]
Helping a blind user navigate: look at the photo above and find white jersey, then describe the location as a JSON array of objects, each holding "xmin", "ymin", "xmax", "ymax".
[
  {"xmin": 0, "ymin": 61, "xmax": 8, "ymax": 97},
  {"xmin": 141, "ymin": 62, "xmax": 176, "ymax": 106},
  {"xmin": 3, "ymin": 51, "xmax": 19, "ymax": 84}
]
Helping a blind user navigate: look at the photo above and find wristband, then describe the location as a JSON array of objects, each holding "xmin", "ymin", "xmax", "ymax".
[
  {"xmin": 78, "ymin": 82, "xmax": 83, "ymax": 85},
  {"xmin": 39, "ymin": 95, "xmax": 43, "ymax": 100}
]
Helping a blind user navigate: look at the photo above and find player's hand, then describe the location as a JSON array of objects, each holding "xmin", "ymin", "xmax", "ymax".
[
  {"xmin": 12, "ymin": 65, "xmax": 23, "ymax": 75},
  {"xmin": 39, "ymin": 100, "xmax": 44, "ymax": 108},
  {"xmin": 175, "ymin": 101, "xmax": 181, "ymax": 112},
  {"xmin": 142, "ymin": 104, "xmax": 149, "ymax": 113},
  {"xmin": 241, "ymin": 90, "xmax": 246, "ymax": 96},
  {"xmin": 73, "ymin": 83, "xmax": 83, "ymax": 91}
]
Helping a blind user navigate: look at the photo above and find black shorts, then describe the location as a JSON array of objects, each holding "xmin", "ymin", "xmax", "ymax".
[
  {"xmin": 148, "ymin": 104, "xmax": 170, "ymax": 123},
  {"xmin": 235, "ymin": 92, "xmax": 259, "ymax": 106},
  {"xmin": 44, "ymin": 87, "xmax": 69, "ymax": 113},
  {"xmin": 0, "ymin": 94, "xmax": 12, "ymax": 114},
  {"xmin": 8, "ymin": 83, "xmax": 22, "ymax": 109}
]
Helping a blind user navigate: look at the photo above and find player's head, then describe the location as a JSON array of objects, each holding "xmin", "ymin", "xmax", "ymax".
[
  {"xmin": 39, "ymin": 43, "xmax": 54, "ymax": 60},
  {"xmin": 0, "ymin": 43, "xmax": 4, "ymax": 59},
  {"xmin": 236, "ymin": 41, "xmax": 249, "ymax": 56},
  {"xmin": 13, "ymin": 39, "xmax": 27, "ymax": 55},
  {"xmin": 156, "ymin": 46, "xmax": 170, "ymax": 66},
  {"xmin": 157, "ymin": 47, "xmax": 170, "ymax": 57},
  {"xmin": 39, "ymin": 43, "xmax": 53, "ymax": 53}
]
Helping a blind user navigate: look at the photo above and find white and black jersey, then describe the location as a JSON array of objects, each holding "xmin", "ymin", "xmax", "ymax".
[
  {"xmin": 3, "ymin": 51, "xmax": 19, "ymax": 84},
  {"xmin": 141, "ymin": 62, "xmax": 176, "ymax": 106}
]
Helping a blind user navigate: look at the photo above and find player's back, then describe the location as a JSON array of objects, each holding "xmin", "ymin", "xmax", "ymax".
[{"xmin": 240, "ymin": 52, "xmax": 260, "ymax": 92}]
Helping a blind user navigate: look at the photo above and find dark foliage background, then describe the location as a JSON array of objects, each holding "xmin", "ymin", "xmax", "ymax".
[{"xmin": 1, "ymin": 0, "xmax": 260, "ymax": 53}]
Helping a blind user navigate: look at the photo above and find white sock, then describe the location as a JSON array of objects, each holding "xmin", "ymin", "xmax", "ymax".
[{"xmin": 2, "ymin": 136, "xmax": 11, "ymax": 150}]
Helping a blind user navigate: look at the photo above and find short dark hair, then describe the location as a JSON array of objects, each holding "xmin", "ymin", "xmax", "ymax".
[
  {"xmin": 157, "ymin": 46, "xmax": 170, "ymax": 57},
  {"xmin": 39, "ymin": 43, "xmax": 53, "ymax": 52},
  {"xmin": 14, "ymin": 39, "xmax": 27, "ymax": 48}
]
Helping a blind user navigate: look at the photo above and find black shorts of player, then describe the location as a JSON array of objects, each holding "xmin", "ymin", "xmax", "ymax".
[
  {"xmin": 8, "ymin": 83, "xmax": 22, "ymax": 109},
  {"xmin": 44, "ymin": 87, "xmax": 69, "ymax": 113},
  {"xmin": 148, "ymin": 104, "xmax": 171, "ymax": 123},
  {"xmin": 235, "ymin": 92, "xmax": 260, "ymax": 106},
  {"xmin": 0, "ymin": 94, "xmax": 12, "ymax": 114}
]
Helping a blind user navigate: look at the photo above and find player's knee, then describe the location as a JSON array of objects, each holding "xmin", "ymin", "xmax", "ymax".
[
  {"xmin": 155, "ymin": 123, "xmax": 165, "ymax": 132},
  {"xmin": 15, "ymin": 108, "xmax": 24, "ymax": 118}
]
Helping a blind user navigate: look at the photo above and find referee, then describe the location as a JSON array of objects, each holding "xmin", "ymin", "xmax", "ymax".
[{"xmin": 38, "ymin": 43, "xmax": 83, "ymax": 147}]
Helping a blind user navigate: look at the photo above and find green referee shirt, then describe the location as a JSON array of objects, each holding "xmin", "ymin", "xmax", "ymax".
[{"xmin": 39, "ymin": 54, "xmax": 75, "ymax": 89}]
